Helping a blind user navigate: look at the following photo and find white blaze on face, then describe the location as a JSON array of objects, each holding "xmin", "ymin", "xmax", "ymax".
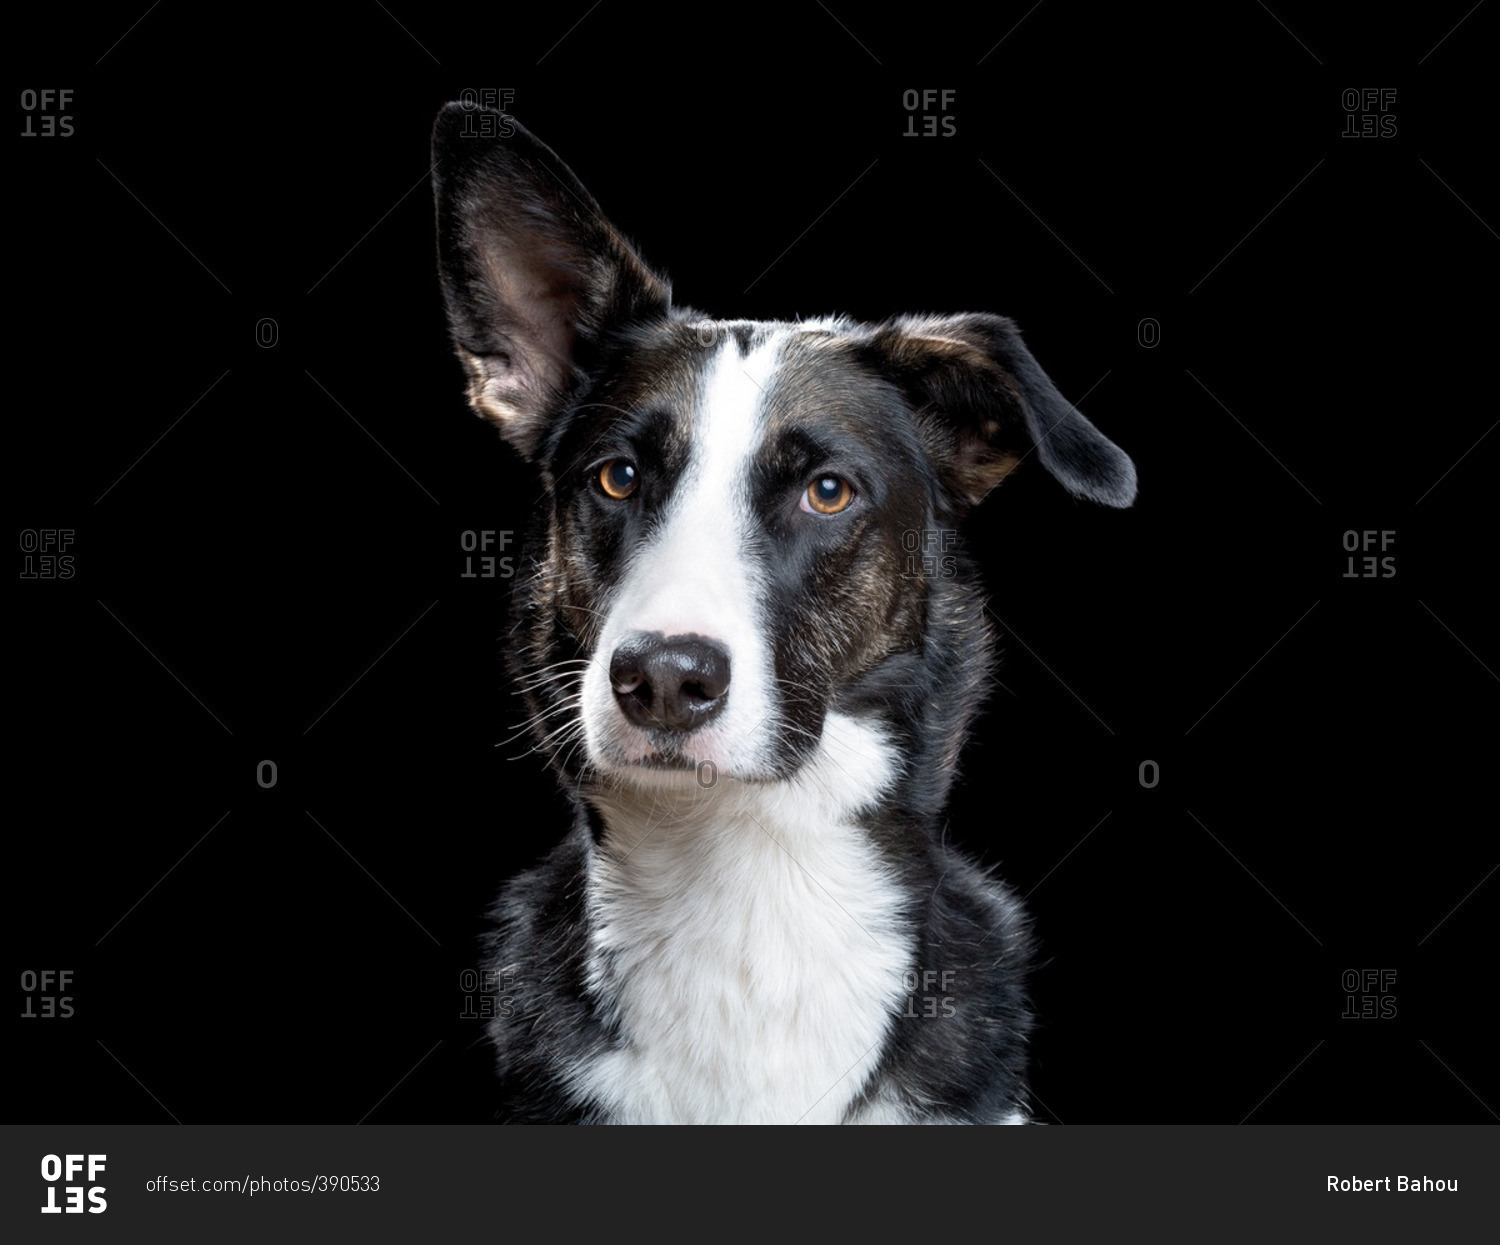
[{"xmin": 580, "ymin": 330, "xmax": 784, "ymax": 779}]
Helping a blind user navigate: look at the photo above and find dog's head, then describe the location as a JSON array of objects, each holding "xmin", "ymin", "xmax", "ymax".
[{"xmin": 433, "ymin": 103, "xmax": 1135, "ymax": 793}]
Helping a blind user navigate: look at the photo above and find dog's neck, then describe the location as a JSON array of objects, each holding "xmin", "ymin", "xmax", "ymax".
[{"xmin": 571, "ymin": 712, "xmax": 915, "ymax": 1124}]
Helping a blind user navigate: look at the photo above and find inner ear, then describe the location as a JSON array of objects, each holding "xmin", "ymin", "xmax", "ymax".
[
  {"xmin": 451, "ymin": 218, "xmax": 589, "ymax": 440},
  {"xmin": 871, "ymin": 314, "xmax": 1136, "ymax": 510},
  {"xmin": 432, "ymin": 104, "xmax": 672, "ymax": 458},
  {"xmin": 951, "ymin": 430, "xmax": 1022, "ymax": 503}
]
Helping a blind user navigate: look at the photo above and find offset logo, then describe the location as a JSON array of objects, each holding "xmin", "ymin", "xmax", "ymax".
[
  {"xmin": 40, "ymin": 1154, "xmax": 107, "ymax": 1214},
  {"xmin": 18, "ymin": 529, "xmax": 76, "ymax": 580},
  {"xmin": 1342, "ymin": 88, "xmax": 1397, "ymax": 138},
  {"xmin": 1342, "ymin": 530, "xmax": 1397, "ymax": 579},
  {"xmin": 20, "ymin": 969, "xmax": 74, "ymax": 1019},
  {"xmin": 902, "ymin": 89, "xmax": 957, "ymax": 137},
  {"xmin": 458, "ymin": 529, "xmax": 516, "ymax": 579},
  {"xmin": 19, "ymin": 89, "xmax": 74, "ymax": 137},
  {"xmin": 455, "ymin": 89, "xmax": 516, "ymax": 136}
]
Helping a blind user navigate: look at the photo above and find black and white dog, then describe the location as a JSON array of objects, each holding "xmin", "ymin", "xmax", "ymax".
[{"xmin": 432, "ymin": 102, "xmax": 1136, "ymax": 1124}]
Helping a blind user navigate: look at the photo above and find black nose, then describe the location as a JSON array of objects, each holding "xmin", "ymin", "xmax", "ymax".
[{"xmin": 610, "ymin": 633, "xmax": 731, "ymax": 733}]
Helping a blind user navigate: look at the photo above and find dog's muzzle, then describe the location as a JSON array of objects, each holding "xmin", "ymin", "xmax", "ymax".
[{"xmin": 610, "ymin": 632, "xmax": 730, "ymax": 734}]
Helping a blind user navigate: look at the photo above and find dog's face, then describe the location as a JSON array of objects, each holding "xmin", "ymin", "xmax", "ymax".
[
  {"xmin": 540, "ymin": 317, "xmax": 945, "ymax": 785},
  {"xmin": 433, "ymin": 104, "xmax": 1135, "ymax": 789}
]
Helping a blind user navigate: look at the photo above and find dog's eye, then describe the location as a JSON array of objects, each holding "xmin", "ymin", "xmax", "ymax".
[
  {"xmin": 801, "ymin": 474, "xmax": 855, "ymax": 515},
  {"xmin": 598, "ymin": 459, "xmax": 639, "ymax": 500}
]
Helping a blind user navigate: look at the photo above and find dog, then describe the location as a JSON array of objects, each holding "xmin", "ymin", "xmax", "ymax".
[{"xmin": 431, "ymin": 101, "xmax": 1136, "ymax": 1123}]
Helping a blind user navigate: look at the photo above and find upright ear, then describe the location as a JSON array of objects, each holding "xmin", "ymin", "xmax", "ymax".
[
  {"xmin": 431, "ymin": 103, "xmax": 672, "ymax": 458},
  {"xmin": 871, "ymin": 313, "xmax": 1136, "ymax": 509}
]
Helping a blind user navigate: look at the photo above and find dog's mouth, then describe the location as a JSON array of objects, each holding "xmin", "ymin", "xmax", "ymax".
[
  {"xmin": 588, "ymin": 724, "xmax": 768, "ymax": 786},
  {"xmin": 636, "ymin": 744, "xmax": 699, "ymax": 771},
  {"xmin": 593, "ymin": 732, "xmax": 799, "ymax": 788}
]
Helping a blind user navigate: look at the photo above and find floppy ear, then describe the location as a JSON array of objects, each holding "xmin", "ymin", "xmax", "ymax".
[
  {"xmin": 872, "ymin": 313, "xmax": 1136, "ymax": 508},
  {"xmin": 431, "ymin": 103, "xmax": 672, "ymax": 458}
]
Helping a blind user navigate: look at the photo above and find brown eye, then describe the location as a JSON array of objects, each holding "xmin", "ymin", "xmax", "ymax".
[
  {"xmin": 802, "ymin": 474, "xmax": 854, "ymax": 515},
  {"xmin": 598, "ymin": 459, "xmax": 638, "ymax": 499}
]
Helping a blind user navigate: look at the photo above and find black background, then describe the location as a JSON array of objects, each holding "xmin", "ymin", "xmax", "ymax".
[{"xmin": 9, "ymin": 3, "xmax": 1496, "ymax": 1124}]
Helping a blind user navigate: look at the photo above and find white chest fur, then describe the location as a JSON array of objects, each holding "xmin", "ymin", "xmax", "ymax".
[{"xmin": 575, "ymin": 713, "xmax": 912, "ymax": 1124}]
